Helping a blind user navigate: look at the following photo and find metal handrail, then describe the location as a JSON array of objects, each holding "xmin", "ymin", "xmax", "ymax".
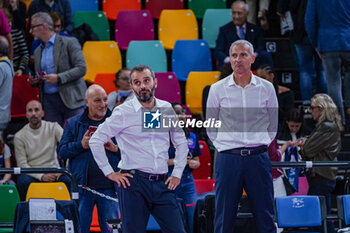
[
  {"xmin": 0, "ymin": 167, "xmax": 79, "ymax": 200},
  {"xmin": 271, "ymin": 161, "xmax": 350, "ymax": 168}
]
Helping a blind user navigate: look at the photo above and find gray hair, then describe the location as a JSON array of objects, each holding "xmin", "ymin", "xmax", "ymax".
[
  {"xmin": 32, "ymin": 12, "xmax": 54, "ymax": 31},
  {"xmin": 230, "ymin": 40, "xmax": 255, "ymax": 55},
  {"xmin": 231, "ymin": 0, "xmax": 249, "ymax": 12},
  {"xmin": 0, "ymin": 36, "xmax": 9, "ymax": 55},
  {"xmin": 130, "ymin": 64, "xmax": 155, "ymax": 81}
]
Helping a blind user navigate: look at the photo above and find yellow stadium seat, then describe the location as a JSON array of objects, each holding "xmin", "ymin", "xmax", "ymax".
[
  {"xmin": 22, "ymin": 0, "xmax": 32, "ymax": 12},
  {"xmin": 25, "ymin": 182, "xmax": 71, "ymax": 201},
  {"xmin": 83, "ymin": 41, "xmax": 122, "ymax": 83},
  {"xmin": 185, "ymin": 71, "xmax": 221, "ymax": 115},
  {"xmin": 158, "ymin": 9, "xmax": 198, "ymax": 50}
]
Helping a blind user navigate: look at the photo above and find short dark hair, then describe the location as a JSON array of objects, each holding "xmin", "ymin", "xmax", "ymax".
[
  {"xmin": 129, "ymin": 65, "xmax": 155, "ymax": 82},
  {"xmin": 114, "ymin": 67, "xmax": 131, "ymax": 87}
]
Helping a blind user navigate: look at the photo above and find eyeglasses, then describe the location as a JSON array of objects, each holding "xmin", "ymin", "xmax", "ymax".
[
  {"xmin": 54, "ymin": 24, "xmax": 61, "ymax": 29},
  {"xmin": 30, "ymin": 24, "xmax": 43, "ymax": 29},
  {"xmin": 310, "ymin": 106, "xmax": 320, "ymax": 111}
]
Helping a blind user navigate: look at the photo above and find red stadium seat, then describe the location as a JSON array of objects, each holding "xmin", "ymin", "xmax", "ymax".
[
  {"xmin": 145, "ymin": 0, "xmax": 184, "ymax": 19},
  {"xmin": 194, "ymin": 179, "xmax": 215, "ymax": 194},
  {"xmin": 90, "ymin": 205, "xmax": 101, "ymax": 232},
  {"xmin": 11, "ymin": 75, "xmax": 40, "ymax": 118},
  {"xmin": 192, "ymin": 140, "xmax": 212, "ymax": 179},
  {"xmin": 103, "ymin": 0, "xmax": 141, "ymax": 20}
]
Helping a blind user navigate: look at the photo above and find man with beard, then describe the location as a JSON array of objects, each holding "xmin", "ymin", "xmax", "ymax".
[
  {"xmin": 14, "ymin": 100, "xmax": 70, "ymax": 201},
  {"xmin": 89, "ymin": 65, "xmax": 189, "ymax": 233},
  {"xmin": 58, "ymin": 84, "xmax": 120, "ymax": 233}
]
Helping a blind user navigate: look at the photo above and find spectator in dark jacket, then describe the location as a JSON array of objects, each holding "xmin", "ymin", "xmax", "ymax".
[
  {"xmin": 214, "ymin": 0, "xmax": 273, "ymax": 70},
  {"xmin": 58, "ymin": 84, "xmax": 120, "ymax": 233}
]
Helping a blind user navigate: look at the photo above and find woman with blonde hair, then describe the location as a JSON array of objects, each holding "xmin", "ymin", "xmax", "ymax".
[{"xmin": 300, "ymin": 93, "xmax": 342, "ymax": 233}]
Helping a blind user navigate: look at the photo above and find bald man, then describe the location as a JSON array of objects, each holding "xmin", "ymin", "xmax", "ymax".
[
  {"xmin": 0, "ymin": 35, "xmax": 14, "ymax": 135},
  {"xmin": 58, "ymin": 85, "xmax": 120, "ymax": 233},
  {"xmin": 14, "ymin": 100, "xmax": 71, "ymax": 201}
]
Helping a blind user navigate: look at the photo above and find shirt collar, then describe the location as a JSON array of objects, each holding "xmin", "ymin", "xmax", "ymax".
[
  {"xmin": 131, "ymin": 95, "xmax": 160, "ymax": 112},
  {"xmin": 228, "ymin": 72, "xmax": 257, "ymax": 87},
  {"xmin": 40, "ymin": 33, "xmax": 56, "ymax": 48}
]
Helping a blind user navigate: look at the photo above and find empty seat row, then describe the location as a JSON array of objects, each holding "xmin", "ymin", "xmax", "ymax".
[
  {"xmin": 82, "ymin": 39, "xmax": 213, "ymax": 82},
  {"xmin": 68, "ymin": 0, "xmax": 227, "ymax": 19},
  {"xmin": 73, "ymin": 8, "xmax": 232, "ymax": 50}
]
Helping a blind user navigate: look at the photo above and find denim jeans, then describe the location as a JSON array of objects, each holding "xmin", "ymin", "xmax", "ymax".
[
  {"xmin": 294, "ymin": 39, "xmax": 328, "ymax": 101},
  {"xmin": 79, "ymin": 188, "xmax": 119, "ymax": 233},
  {"xmin": 322, "ymin": 51, "xmax": 350, "ymax": 125},
  {"xmin": 175, "ymin": 173, "xmax": 198, "ymax": 233}
]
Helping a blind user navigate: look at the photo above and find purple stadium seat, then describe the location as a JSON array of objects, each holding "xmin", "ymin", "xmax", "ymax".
[
  {"xmin": 155, "ymin": 72, "xmax": 181, "ymax": 103},
  {"xmin": 114, "ymin": 10, "xmax": 154, "ymax": 50}
]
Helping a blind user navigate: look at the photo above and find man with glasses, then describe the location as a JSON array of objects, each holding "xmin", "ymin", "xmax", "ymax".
[{"xmin": 28, "ymin": 12, "xmax": 87, "ymax": 127}]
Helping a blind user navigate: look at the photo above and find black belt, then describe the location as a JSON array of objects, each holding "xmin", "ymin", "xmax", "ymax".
[
  {"xmin": 221, "ymin": 145, "xmax": 267, "ymax": 156},
  {"xmin": 121, "ymin": 169, "xmax": 167, "ymax": 182}
]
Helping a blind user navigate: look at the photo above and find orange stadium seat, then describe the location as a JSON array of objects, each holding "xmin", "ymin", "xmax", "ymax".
[{"xmin": 94, "ymin": 73, "xmax": 118, "ymax": 95}]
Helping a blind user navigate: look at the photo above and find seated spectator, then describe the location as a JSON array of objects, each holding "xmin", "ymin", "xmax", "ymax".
[
  {"xmin": 277, "ymin": 108, "xmax": 306, "ymax": 143},
  {"xmin": 58, "ymin": 85, "xmax": 120, "ymax": 233},
  {"xmin": 3, "ymin": 10, "xmax": 29, "ymax": 75},
  {"xmin": 168, "ymin": 102, "xmax": 201, "ymax": 233},
  {"xmin": 256, "ymin": 65, "xmax": 294, "ymax": 125},
  {"xmin": 214, "ymin": 0, "xmax": 273, "ymax": 70},
  {"xmin": 0, "ymin": 137, "xmax": 15, "ymax": 185},
  {"xmin": 14, "ymin": 100, "xmax": 70, "ymax": 201},
  {"xmin": 300, "ymin": 93, "xmax": 342, "ymax": 233},
  {"xmin": 0, "ymin": 35, "xmax": 14, "ymax": 135},
  {"xmin": 107, "ymin": 68, "xmax": 133, "ymax": 111},
  {"xmin": 28, "ymin": 0, "xmax": 74, "ymax": 33}
]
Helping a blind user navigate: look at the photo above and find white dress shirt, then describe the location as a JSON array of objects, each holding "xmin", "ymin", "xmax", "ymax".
[
  {"xmin": 206, "ymin": 73, "xmax": 278, "ymax": 152},
  {"xmin": 89, "ymin": 96, "xmax": 188, "ymax": 179}
]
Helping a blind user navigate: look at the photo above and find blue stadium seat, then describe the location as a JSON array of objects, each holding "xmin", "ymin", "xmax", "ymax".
[
  {"xmin": 69, "ymin": 0, "xmax": 98, "ymax": 15},
  {"xmin": 337, "ymin": 194, "xmax": 350, "ymax": 228},
  {"xmin": 171, "ymin": 39, "xmax": 212, "ymax": 82},
  {"xmin": 275, "ymin": 195, "xmax": 328, "ymax": 232}
]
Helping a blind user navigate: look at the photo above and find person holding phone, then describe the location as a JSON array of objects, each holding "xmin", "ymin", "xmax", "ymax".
[
  {"xmin": 28, "ymin": 12, "xmax": 86, "ymax": 127},
  {"xmin": 58, "ymin": 84, "xmax": 120, "ymax": 233}
]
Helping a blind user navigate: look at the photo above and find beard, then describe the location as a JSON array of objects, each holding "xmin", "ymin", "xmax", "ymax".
[{"xmin": 134, "ymin": 85, "xmax": 155, "ymax": 103}]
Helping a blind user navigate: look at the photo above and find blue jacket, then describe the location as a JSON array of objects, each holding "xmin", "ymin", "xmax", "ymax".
[
  {"xmin": 305, "ymin": 0, "xmax": 350, "ymax": 53},
  {"xmin": 58, "ymin": 109, "xmax": 120, "ymax": 186},
  {"xmin": 28, "ymin": 0, "xmax": 74, "ymax": 32}
]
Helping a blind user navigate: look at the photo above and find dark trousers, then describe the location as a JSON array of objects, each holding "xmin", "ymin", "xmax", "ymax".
[
  {"xmin": 43, "ymin": 93, "xmax": 84, "ymax": 127},
  {"xmin": 214, "ymin": 151, "xmax": 276, "ymax": 233},
  {"xmin": 17, "ymin": 174, "xmax": 71, "ymax": 201},
  {"xmin": 308, "ymin": 179, "xmax": 336, "ymax": 233},
  {"xmin": 118, "ymin": 172, "xmax": 186, "ymax": 233}
]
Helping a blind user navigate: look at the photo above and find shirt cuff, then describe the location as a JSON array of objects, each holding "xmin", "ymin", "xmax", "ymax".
[{"xmin": 101, "ymin": 164, "xmax": 115, "ymax": 177}]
